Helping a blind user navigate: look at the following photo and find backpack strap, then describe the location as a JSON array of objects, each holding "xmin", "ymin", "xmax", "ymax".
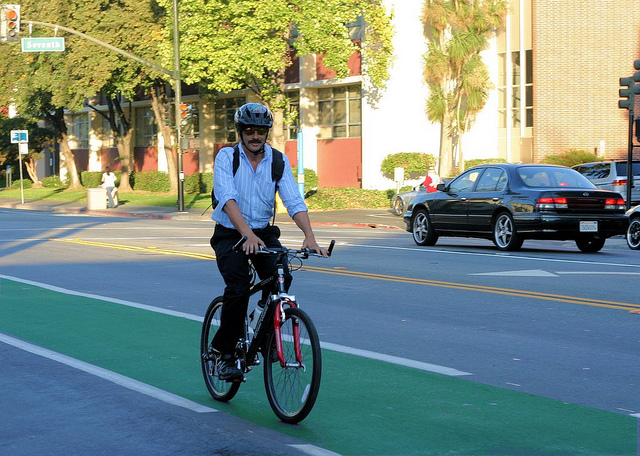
[{"xmin": 270, "ymin": 148, "xmax": 284, "ymax": 183}]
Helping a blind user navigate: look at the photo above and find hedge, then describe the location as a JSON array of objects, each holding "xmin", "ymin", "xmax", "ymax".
[{"xmin": 132, "ymin": 171, "xmax": 170, "ymax": 192}]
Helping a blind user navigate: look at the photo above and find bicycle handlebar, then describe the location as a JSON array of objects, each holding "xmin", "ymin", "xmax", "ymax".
[{"xmin": 232, "ymin": 235, "xmax": 334, "ymax": 257}]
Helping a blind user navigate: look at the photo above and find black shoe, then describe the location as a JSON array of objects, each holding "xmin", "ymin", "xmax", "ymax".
[{"xmin": 217, "ymin": 355, "xmax": 243, "ymax": 381}]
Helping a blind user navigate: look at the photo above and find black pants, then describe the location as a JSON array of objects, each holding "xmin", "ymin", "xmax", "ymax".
[{"xmin": 210, "ymin": 224, "xmax": 291, "ymax": 355}]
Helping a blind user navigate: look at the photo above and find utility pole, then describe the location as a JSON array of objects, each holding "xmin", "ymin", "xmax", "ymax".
[{"xmin": 172, "ymin": 0, "xmax": 185, "ymax": 212}]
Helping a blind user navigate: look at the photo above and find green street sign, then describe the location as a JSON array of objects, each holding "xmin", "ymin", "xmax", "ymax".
[{"xmin": 21, "ymin": 37, "xmax": 65, "ymax": 52}]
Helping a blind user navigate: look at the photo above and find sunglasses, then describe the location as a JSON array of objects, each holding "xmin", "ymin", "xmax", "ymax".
[{"xmin": 243, "ymin": 127, "xmax": 268, "ymax": 136}]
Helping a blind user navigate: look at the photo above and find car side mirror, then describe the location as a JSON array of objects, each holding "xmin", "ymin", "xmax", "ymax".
[{"xmin": 436, "ymin": 183, "xmax": 445, "ymax": 191}]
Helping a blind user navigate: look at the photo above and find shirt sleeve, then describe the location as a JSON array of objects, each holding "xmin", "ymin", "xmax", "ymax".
[
  {"xmin": 276, "ymin": 152, "xmax": 308, "ymax": 217},
  {"xmin": 212, "ymin": 147, "xmax": 238, "ymax": 218}
]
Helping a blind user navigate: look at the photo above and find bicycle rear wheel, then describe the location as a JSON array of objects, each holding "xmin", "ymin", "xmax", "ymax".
[
  {"xmin": 263, "ymin": 307, "xmax": 321, "ymax": 424},
  {"xmin": 201, "ymin": 296, "xmax": 241, "ymax": 402}
]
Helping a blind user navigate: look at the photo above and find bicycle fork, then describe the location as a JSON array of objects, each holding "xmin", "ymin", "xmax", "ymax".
[{"xmin": 273, "ymin": 297, "xmax": 305, "ymax": 370}]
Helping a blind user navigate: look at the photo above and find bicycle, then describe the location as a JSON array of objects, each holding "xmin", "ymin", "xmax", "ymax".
[{"xmin": 200, "ymin": 236, "xmax": 335, "ymax": 423}]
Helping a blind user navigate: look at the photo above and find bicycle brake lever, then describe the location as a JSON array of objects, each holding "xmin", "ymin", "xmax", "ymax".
[{"xmin": 233, "ymin": 235, "xmax": 248, "ymax": 252}]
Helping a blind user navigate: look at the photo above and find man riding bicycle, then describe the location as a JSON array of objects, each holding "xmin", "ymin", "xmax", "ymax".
[{"xmin": 210, "ymin": 102, "xmax": 328, "ymax": 381}]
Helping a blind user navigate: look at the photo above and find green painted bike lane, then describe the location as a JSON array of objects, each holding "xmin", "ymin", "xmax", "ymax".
[{"xmin": 0, "ymin": 278, "xmax": 636, "ymax": 455}]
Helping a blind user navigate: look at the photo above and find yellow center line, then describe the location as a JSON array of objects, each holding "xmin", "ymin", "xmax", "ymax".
[{"xmin": 51, "ymin": 238, "xmax": 640, "ymax": 312}]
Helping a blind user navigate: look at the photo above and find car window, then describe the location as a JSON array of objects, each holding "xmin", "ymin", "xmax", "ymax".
[
  {"xmin": 576, "ymin": 163, "xmax": 611, "ymax": 179},
  {"xmin": 448, "ymin": 169, "xmax": 482, "ymax": 192},
  {"xmin": 519, "ymin": 167, "xmax": 596, "ymax": 189},
  {"xmin": 615, "ymin": 162, "xmax": 640, "ymax": 177},
  {"xmin": 475, "ymin": 168, "xmax": 507, "ymax": 191}
]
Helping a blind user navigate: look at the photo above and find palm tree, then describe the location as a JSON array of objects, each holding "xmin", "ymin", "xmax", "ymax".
[{"xmin": 422, "ymin": 0, "xmax": 507, "ymax": 176}]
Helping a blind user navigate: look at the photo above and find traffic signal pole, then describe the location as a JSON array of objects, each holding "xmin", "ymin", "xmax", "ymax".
[
  {"xmin": 24, "ymin": 0, "xmax": 187, "ymax": 212},
  {"xmin": 618, "ymin": 69, "xmax": 640, "ymax": 210}
]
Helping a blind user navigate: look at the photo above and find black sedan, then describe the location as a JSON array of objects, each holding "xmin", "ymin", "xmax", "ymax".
[{"xmin": 404, "ymin": 164, "xmax": 628, "ymax": 252}]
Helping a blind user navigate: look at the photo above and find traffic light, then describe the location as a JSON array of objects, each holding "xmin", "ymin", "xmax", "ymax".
[
  {"xmin": 619, "ymin": 77, "xmax": 636, "ymax": 110},
  {"xmin": 161, "ymin": 102, "xmax": 172, "ymax": 127},
  {"xmin": 0, "ymin": 4, "xmax": 20, "ymax": 42},
  {"xmin": 179, "ymin": 102, "xmax": 190, "ymax": 128}
]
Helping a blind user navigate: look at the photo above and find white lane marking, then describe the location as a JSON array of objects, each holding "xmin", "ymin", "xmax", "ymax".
[
  {"xmin": 0, "ymin": 274, "xmax": 469, "ymax": 378},
  {"xmin": 289, "ymin": 444, "xmax": 342, "ymax": 456},
  {"xmin": 0, "ymin": 333, "xmax": 216, "ymax": 414},
  {"xmin": 471, "ymin": 269, "xmax": 559, "ymax": 277},
  {"xmin": 556, "ymin": 271, "xmax": 640, "ymax": 275},
  {"xmin": 352, "ymin": 243, "xmax": 640, "ymax": 269},
  {"xmin": 320, "ymin": 341, "xmax": 471, "ymax": 377}
]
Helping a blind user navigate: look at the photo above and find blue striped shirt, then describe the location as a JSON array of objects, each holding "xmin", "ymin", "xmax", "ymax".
[{"xmin": 212, "ymin": 143, "xmax": 308, "ymax": 229}]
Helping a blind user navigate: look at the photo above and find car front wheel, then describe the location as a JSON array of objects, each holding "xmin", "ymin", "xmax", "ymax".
[
  {"xmin": 392, "ymin": 196, "xmax": 404, "ymax": 216},
  {"xmin": 411, "ymin": 208, "xmax": 438, "ymax": 246},
  {"xmin": 627, "ymin": 217, "xmax": 640, "ymax": 250},
  {"xmin": 493, "ymin": 212, "xmax": 523, "ymax": 251}
]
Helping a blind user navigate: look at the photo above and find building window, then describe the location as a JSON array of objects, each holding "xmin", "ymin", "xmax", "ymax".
[
  {"xmin": 135, "ymin": 107, "xmax": 157, "ymax": 147},
  {"xmin": 214, "ymin": 97, "xmax": 245, "ymax": 144},
  {"xmin": 285, "ymin": 91, "xmax": 299, "ymax": 141},
  {"xmin": 498, "ymin": 50, "xmax": 533, "ymax": 129},
  {"xmin": 318, "ymin": 85, "xmax": 361, "ymax": 139},
  {"xmin": 101, "ymin": 115, "xmax": 118, "ymax": 148},
  {"xmin": 68, "ymin": 113, "xmax": 89, "ymax": 149}
]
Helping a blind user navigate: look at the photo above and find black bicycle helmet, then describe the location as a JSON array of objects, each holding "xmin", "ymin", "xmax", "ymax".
[{"xmin": 234, "ymin": 103, "xmax": 274, "ymax": 130}]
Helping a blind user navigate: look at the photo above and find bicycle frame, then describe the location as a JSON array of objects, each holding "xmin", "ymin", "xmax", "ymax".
[{"xmin": 242, "ymin": 251, "xmax": 301, "ymax": 370}]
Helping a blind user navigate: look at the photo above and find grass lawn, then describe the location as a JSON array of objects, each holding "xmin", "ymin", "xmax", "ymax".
[
  {"xmin": 0, "ymin": 186, "xmax": 393, "ymax": 210},
  {"xmin": 0, "ymin": 187, "xmax": 212, "ymax": 209}
]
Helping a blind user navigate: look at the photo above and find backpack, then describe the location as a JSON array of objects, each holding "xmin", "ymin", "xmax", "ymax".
[{"xmin": 211, "ymin": 144, "xmax": 285, "ymax": 210}]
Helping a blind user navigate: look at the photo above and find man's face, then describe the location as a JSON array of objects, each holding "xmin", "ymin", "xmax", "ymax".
[{"xmin": 241, "ymin": 126, "xmax": 268, "ymax": 154}]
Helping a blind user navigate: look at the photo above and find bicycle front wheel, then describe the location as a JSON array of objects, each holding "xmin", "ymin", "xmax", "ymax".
[
  {"xmin": 201, "ymin": 296, "xmax": 241, "ymax": 402},
  {"xmin": 263, "ymin": 307, "xmax": 322, "ymax": 424}
]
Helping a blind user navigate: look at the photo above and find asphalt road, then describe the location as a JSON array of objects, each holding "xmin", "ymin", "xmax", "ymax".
[{"xmin": 1, "ymin": 207, "xmax": 639, "ymax": 455}]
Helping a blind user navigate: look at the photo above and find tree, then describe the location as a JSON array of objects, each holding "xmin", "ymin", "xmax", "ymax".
[
  {"xmin": 157, "ymin": 0, "xmax": 394, "ymax": 150},
  {"xmin": 422, "ymin": 0, "xmax": 506, "ymax": 176},
  {"xmin": 0, "ymin": 114, "xmax": 55, "ymax": 186}
]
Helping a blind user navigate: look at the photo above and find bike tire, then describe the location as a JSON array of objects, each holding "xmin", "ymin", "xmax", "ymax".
[
  {"xmin": 201, "ymin": 296, "xmax": 241, "ymax": 402},
  {"xmin": 263, "ymin": 307, "xmax": 322, "ymax": 424}
]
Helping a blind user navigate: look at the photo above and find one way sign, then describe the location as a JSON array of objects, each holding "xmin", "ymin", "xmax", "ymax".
[{"xmin": 10, "ymin": 130, "xmax": 28, "ymax": 143}]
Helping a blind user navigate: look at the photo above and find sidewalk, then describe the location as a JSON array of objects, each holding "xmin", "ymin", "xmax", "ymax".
[{"xmin": 0, "ymin": 196, "xmax": 406, "ymax": 230}]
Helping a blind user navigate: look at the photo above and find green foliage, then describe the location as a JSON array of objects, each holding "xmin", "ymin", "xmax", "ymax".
[
  {"xmin": 380, "ymin": 153, "xmax": 436, "ymax": 179},
  {"xmin": 132, "ymin": 171, "xmax": 170, "ymax": 192},
  {"xmin": 304, "ymin": 187, "xmax": 390, "ymax": 210},
  {"xmin": 184, "ymin": 172, "xmax": 213, "ymax": 194},
  {"xmin": 292, "ymin": 167, "xmax": 319, "ymax": 189},
  {"xmin": 158, "ymin": 0, "xmax": 393, "ymax": 105},
  {"xmin": 541, "ymin": 148, "xmax": 599, "ymax": 167},
  {"xmin": 42, "ymin": 176, "xmax": 66, "ymax": 188},
  {"xmin": 11, "ymin": 179, "xmax": 33, "ymax": 189},
  {"xmin": 464, "ymin": 158, "xmax": 508, "ymax": 170}
]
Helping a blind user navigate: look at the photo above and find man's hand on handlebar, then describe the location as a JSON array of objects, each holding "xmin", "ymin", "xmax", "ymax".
[
  {"xmin": 238, "ymin": 232, "xmax": 265, "ymax": 255},
  {"xmin": 302, "ymin": 238, "xmax": 329, "ymax": 258}
]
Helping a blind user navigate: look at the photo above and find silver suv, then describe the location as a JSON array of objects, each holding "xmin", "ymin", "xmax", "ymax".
[{"xmin": 572, "ymin": 161, "xmax": 640, "ymax": 204}]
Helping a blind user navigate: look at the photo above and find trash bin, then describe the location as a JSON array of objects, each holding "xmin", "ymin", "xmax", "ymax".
[{"xmin": 87, "ymin": 187, "xmax": 107, "ymax": 210}]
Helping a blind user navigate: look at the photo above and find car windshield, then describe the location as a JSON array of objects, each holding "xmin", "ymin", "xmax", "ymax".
[{"xmin": 518, "ymin": 166, "xmax": 596, "ymax": 189}]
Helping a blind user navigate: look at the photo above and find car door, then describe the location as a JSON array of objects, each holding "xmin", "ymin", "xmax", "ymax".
[
  {"xmin": 429, "ymin": 168, "xmax": 482, "ymax": 231},
  {"xmin": 465, "ymin": 167, "xmax": 508, "ymax": 232}
]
